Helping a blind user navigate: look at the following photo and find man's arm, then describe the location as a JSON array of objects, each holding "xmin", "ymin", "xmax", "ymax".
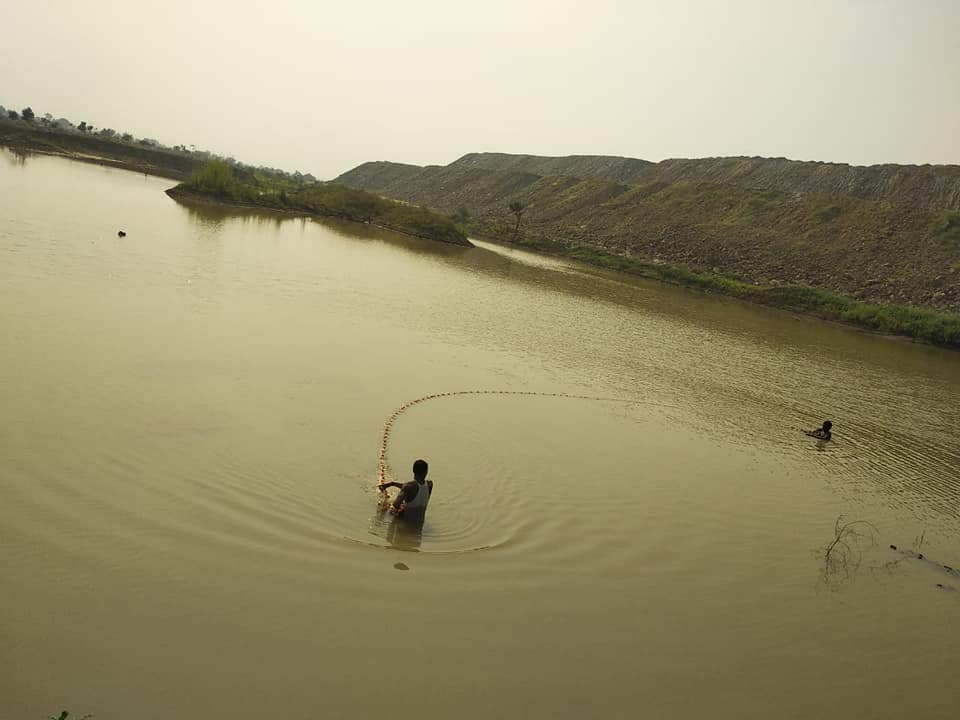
[
  {"xmin": 391, "ymin": 482, "xmax": 418, "ymax": 510},
  {"xmin": 378, "ymin": 481, "xmax": 402, "ymax": 491}
]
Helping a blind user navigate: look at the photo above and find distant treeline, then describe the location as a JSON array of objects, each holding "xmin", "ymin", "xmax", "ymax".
[
  {"xmin": 172, "ymin": 161, "xmax": 469, "ymax": 246},
  {"xmin": 0, "ymin": 102, "xmax": 317, "ymax": 183}
]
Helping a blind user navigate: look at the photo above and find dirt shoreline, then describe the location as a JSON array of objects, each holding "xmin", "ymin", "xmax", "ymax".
[
  {"xmin": 0, "ymin": 126, "xmax": 200, "ymax": 180},
  {"xmin": 5, "ymin": 145, "xmax": 190, "ymax": 180}
]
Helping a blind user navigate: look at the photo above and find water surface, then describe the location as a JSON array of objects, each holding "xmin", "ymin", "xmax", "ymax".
[{"xmin": 2, "ymin": 150, "xmax": 959, "ymax": 719}]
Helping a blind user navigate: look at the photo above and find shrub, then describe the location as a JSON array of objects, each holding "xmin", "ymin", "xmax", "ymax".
[{"xmin": 184, "ymin": 160, "xmax": 241, "ymax": 200}]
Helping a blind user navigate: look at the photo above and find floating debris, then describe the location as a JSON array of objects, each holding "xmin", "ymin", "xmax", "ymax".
[{"xmin": 393, "ymin": 562, "xmax": 409, "ymax": 571}]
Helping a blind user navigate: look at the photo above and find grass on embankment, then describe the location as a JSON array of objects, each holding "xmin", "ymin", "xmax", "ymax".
[
  {"xmin": 494, "ymin": 233, "xmax": 960, "ymax": 350},
  {"xmin": 572, "ymin": 246, "xmax": 960, "ymax": 349},
  {"xmin": 170, "ymin": 161, "xmax": 469, "ymax": 246}
]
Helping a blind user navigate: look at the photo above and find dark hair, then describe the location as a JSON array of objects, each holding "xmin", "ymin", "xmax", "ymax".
[
  {"xmin": 413, "ymin": 459, "xmax": 429, "ymax": 477},
  {"xmin": 823, "ymin": 420, "xmax": 833, "ymax": 430}
]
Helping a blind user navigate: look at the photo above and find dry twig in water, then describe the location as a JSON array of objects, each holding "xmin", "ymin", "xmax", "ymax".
[{"xmin": 821, "ymin": 515, "xmax": 879, "ymax": 587}]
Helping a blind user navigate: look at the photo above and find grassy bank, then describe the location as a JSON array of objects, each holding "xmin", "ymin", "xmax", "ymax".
[
  {"xmin": 484, "ymin": 230, "xmax": 960, "ymax": 350},
  {"xmin": 170, "ymin": 161, "xmax": 470, "ymax": 246}
]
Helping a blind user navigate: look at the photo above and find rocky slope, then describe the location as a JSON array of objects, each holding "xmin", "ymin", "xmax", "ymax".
[{"xmin": 336, "ymin": 153, "xmax": 960, "ymax": 313}]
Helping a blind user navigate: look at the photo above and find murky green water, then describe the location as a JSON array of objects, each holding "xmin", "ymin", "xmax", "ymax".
[{"xmin": 2, "ymin": 150, "xmax": 959, "ymax": 719}]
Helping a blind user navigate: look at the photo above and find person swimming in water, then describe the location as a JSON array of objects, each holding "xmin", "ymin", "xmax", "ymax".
[
  {"xmin": 805, "ymin": 420, "xmax": 833, "ymax": 441},
  {"xmin": 378, "ymin": 458, "xmax": 432, "ymax": 517}
]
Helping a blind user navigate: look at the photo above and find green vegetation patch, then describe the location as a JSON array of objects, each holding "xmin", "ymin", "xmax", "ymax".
[
  {"xmin": 812, "ymin": 203, "xmax": 844, "ymax": 223},
  {"xmin": 183, "ymin": 160, "xmax": 246, "ymax": 199},
  {"xmin": 931, "ymin": 210, "xmax": 960, "ymax": 245},
  {"xmin": 727, "ymin": 188, "xmax": 789, "ymax": 222}
]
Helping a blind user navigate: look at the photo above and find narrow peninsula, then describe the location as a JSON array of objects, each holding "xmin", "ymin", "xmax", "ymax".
[{"xmin": 167, "ymin": 161, "xmax": 470, "ymax": 247}]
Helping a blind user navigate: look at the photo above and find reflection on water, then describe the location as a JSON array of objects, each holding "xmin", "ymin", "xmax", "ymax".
[
  {"xmin": 173, "ymin": 195, "xmax": 297, "ymax": 230},
  {"xmin": 368, "ymin": 510, "xmax": 425, "ymax": 552},
  {"xmin": 2, "ymin": 151, "xmax": 960, "ymax": 720},
  {"xmin": 1, "ymin": 146, "xmax": 31, "ymax": 167}
]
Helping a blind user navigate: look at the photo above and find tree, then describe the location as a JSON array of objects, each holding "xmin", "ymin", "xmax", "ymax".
[
  {"xmin": 6, "ymin": 110, "xmax": 17, "ymax": 121},
  {"xmin": 508, "ymin": 200, "xmax": 525, "ymax": 242},
  {"xmin": 121, "ymin": 132, "xmax": 133, "ymax": 142},
  {"xmin": 21, "ymin": 107, "xmax": 35, "ymax": 122},
  {"xmin": 78, "ymin": 121, "xmax": 88, "ymax": 133}
]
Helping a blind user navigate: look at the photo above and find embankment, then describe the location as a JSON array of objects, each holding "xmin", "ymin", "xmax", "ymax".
[{"xmin": 335, "ymin": 153, "xmax": 960, "ymax": 348}]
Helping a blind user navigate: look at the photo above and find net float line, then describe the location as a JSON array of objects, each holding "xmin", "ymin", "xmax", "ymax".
[{"xmin": 377, "ymin": 390, "xmax": 672, "ymax": 488}]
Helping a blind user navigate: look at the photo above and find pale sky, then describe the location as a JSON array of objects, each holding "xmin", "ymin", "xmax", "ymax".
[{"xmin": 2, "ymin": 0, "xmax": 958, "ymax": 179}]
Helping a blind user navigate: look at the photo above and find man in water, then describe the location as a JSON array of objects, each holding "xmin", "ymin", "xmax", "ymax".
[
  {"xmin": 379, "ymin": 459, "xmax": 433, "ymax": 517},
  {"xmin": 805, "ymin": 420, "xmax": 833, "ymax": 441}
]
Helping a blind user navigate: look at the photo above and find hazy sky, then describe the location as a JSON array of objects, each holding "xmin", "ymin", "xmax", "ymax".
[{"xmin": 2, "ymin": 0, "xmax": 958, "ymax": 178}]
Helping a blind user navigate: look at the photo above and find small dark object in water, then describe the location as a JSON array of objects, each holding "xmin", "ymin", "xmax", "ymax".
[
  {"xmin": 918, "ymin": 553, "xmax": 924, "ymax": 560},
  {"xmin": 117, "ymin": 230, "xmax": 126, "ymax": 237},
  {"xmin": 393, "ymin": 562, "xmax": 409, "ymax": 571},
  {"xmin": 945, "ymin": 566, "xmax": 953, "ymax": 572},
  {"xmin": 889, "ymin": 544, "xmax": 897, "ymax": 550},
  {"xmin": 937, "ymin": 583, "xmax": 943, "ymax": 588},
  {"xmin": 804, "ymin": 420, "xmax": 832, "ymax": 441}
]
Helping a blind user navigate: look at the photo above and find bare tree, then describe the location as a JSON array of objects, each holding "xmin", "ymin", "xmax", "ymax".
[{"xmin": 509, "ymin": 200, "xmax": 525, "ymax": 242}]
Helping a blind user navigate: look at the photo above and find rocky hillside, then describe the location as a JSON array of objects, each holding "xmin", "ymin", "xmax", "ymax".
[
  {"xmin": 336, "ymin": 153, "xmax": 960, "ymax": 313},
  {"xmin": 448, "ymin": 153, "xmax": 960, "ymax": 210}
]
